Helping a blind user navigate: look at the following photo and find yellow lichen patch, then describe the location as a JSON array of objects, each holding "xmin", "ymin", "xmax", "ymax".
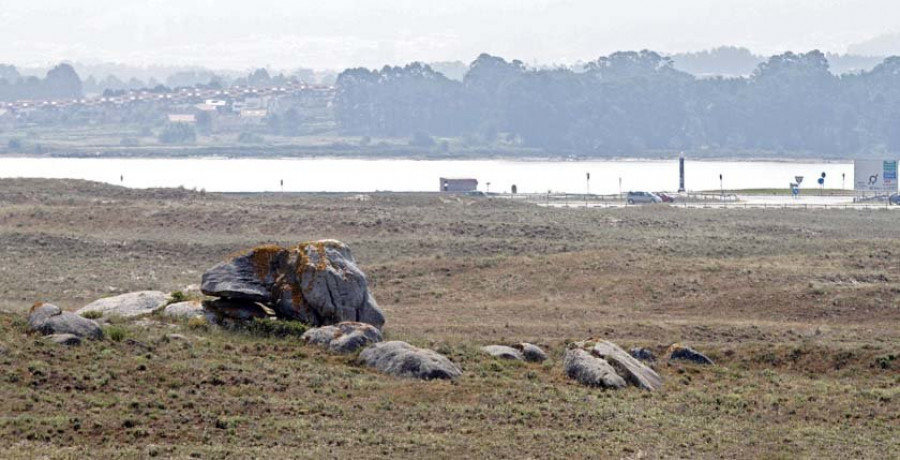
[
  {"xmin": 244, "ymin": 245, "xmax": 285, "ymax": 281},
  {"xmin": 314, "ymin": 241, "xmax": 329, "ymax": 271},
  {"xmin": 294, "ymin": 240, "xmax": 337, "ymax": 272}
]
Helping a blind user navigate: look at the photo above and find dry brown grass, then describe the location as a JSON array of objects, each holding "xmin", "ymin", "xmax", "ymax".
[{"xmin": 0, "ymin": 178, "xmax": 898, "ymax": 459}]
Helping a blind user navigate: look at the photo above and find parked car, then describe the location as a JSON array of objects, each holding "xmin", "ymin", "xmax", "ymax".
[
  {"xmin": 626, "ymin": 191, "xmax": 662, "ymax": 204},
  {"xmin": 656, "ymin": 192, "xmax": 675, "ymax": 203},
  {"xmin": 890, "ymin": 193, "xmax": 900, "ymax": 205}
]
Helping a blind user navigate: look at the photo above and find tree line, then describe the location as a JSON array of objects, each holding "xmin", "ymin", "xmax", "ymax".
[
  {"xmin": 0, "ymin": 64, "xmax": 82, "ymax": 102},
  {"xmin": 335, "ymin": 51, "xmax": 900, "ymax": 156}
]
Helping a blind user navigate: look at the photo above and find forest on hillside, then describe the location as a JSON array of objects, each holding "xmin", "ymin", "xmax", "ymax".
[{"xmin": 335, "ymin": 51, "xmax": 900, "ymax": 156}]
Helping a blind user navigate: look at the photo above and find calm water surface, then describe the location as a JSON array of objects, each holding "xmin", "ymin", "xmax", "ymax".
[{"xmin": 0, "ymin": 157, "xmax": 853, "ymax": 194}]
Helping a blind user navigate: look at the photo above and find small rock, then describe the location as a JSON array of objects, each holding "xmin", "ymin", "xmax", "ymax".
[
  {"xmin": 302, "ymin": 322, "xmax": 383, "ymax": 353},
  {"xmin": 667, "ymin": 343, "xmax": 714, "ymax": 365},
  {"xmin": 629, "ymin": 347, "xmax": 657, "ymax": 363},
  {"xmin": 563, "ymin": 348, "xmax": 626, "ymax": 389},
  {"xmin": 165, "ymin": 334, "xmax": 190, "ymax": 341},
  {"xmin": 45, "ymin": 334, "xmax": 81, "ymax": 346},
  {"xmin": 162, "ymin": 301, "xmax": 205, "ymax": 319},
  {"xmin": 178, "ymin": 284, "xmax": 203, "ymax": 298},
  {"xmin": 516, "ymin": 343, "xmax": 548, "ymax": 363},
  {"xmin": 77, "ymin": 291, "xmax": 168, "ymax": 319},
  {"xmin": 360, "ymin": 341, "xmax": 462, "ymax": 380},
  {"xmin": 28, "ymin": 303, "xmax": 103, "ymax": 340},
  {"xmin": 590, "ymin": 341, "xmax": 663, "ymax": 391},
  {"xmin": 481, "ymin": 345, "xmax": 524, "ymax": 361}
]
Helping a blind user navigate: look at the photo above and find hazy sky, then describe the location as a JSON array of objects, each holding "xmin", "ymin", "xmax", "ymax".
[{"xmin": 2, "ymin": 0, "xmax": 899, "ymax": 70}]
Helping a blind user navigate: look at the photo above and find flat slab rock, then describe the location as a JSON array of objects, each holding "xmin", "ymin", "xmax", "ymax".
[
  {"xmin": 590, "ymin": 340, "xmax": 663, "ymax": 391},
  {"xmin": 563, "ymin": 348, "xmax": 626, "ymax": 389},
  {"xmin": 28, "ymin": 304, "xmax": 103, "ymax": 340},
  {"xmin": 360, "ymin": 341, "xmax": 462, "ymax": 380},
  {"xmin": 76, "ymin": 291, "xmax": 168, "ymax": 318},
  {"xmin": 202, "ymin": 299, "xmax": 272, "ymax": 322},
  {"xmin": 481, "ymin": 345, "xmax": 524, "ymax": 361},
  {"xmin": 45, "ymin": 333, "xmax": 82, "ymax": 346},
  {"xmin": 302, "ymin": 322, "xmax": 383, "ymax": 353},
  {"xmin": 201, "ymin": 241, "xmax": 385, "ymax": 329}
]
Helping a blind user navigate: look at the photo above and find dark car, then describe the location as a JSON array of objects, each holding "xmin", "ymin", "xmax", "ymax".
[{"xmin": 890, "ymin": 193, "xmax": 900, "ymax": 205}]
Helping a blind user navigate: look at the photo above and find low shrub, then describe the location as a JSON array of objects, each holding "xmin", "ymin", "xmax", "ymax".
[
  {"xmin": 235, "ymin": 318, "xmax": 308, "ymax": 339},
  {"xmin": 106, "ymin": 326, "xmax": 127, "ymax": 342}
]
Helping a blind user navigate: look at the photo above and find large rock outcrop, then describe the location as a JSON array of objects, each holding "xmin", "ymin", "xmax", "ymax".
[
  {"xmin": 28, "ymin": 303, "xmax": 103, "ymax": 340},
  {"xmin": 201, "ymin": 241, "xmax": 385, "ymax": 328},
  {"xmin": 76, "ymin": 291, "xmax": 168, "ymax": 319},
  {"xmin": 360, "ymin": 341, "xmax": 462, "ymax": 380}
]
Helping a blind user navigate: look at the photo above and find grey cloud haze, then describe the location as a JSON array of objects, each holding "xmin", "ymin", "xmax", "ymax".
[{"xmin": 2, "ymin": 0, "xmax": 899, "ymax": 69}]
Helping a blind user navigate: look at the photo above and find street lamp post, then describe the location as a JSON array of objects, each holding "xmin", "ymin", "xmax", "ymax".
[
  {"xmin": 586, "ymin": 172, "xmax": 590, "ymax": 207},
  {"xmin": 486, "ymin": 182, "xmax": 491, "ymax": 194},
  {"xmin": 719, "ymin": 174, "xmax": 724, "ymax": 200}
]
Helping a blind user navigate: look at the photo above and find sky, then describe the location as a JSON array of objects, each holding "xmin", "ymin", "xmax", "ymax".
[{"xmin": 1, "ymin": 0, "xmax": 899, "ymax": 71}]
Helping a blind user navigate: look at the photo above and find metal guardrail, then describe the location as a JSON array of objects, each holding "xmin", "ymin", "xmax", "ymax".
[
  {"xmin": 497, "ymin": 192, "xmax": 898, "ymax": 210},
  {"xmin": 503, "ymin": 192, "xmax": 739, "ymax": 204}
]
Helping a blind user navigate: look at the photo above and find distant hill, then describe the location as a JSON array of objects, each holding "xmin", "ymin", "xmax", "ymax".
[
  {"xmin": 670, "ymin": 47, "xmax": 763, "ymax": 77},
  {"xmin": 847, "ymin": 32, "xmax": 900, "ymax": 57},
  {"xmin": 670, "ymin": 46, "xmax": 887, "ymax": 77}
]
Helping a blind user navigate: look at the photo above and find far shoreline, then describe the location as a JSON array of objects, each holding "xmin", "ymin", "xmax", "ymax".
[{"xmin": 0, "ymin": 151, "xmax": 860, "ymax": 164}]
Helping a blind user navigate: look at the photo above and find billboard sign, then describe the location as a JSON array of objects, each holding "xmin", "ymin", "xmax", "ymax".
[{"xmin": 854, "ymin": 160, "xmax": 898, "ymax": 192}]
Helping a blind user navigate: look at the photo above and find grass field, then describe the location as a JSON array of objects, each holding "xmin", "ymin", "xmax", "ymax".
[{"xmin": 0, "ymin": 179, "xmax": 897, "ymax": 459}]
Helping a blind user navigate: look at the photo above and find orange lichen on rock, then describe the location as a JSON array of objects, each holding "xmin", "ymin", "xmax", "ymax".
[
  {"xmin": 314, "ymin": 241, "xmax": 328, "ymax": 271},
  {"xmin": 288, "ymin": 283, "xmax": 304, "ymax": 310},
  {"xmin": 248, "ymin": 245, "xmax": 285, "ymax": 281},
  {"xmin": 30, "ymin": 301, "xmax": 45, "ymax": 313}
]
